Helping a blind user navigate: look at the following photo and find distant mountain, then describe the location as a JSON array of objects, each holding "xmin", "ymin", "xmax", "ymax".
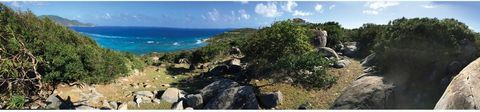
[{"xmin": 39, "ymin": 15, "xmax": 94, "ymax": 27}]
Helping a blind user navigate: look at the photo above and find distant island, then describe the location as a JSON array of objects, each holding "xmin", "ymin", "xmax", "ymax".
[{"xmin": 39, "ymin": 15, "xmax": 94, "ymax": 27}]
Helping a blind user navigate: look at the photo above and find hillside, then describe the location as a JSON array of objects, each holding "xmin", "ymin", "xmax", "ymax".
[
  {"xmin": 0, "ymin": 3, "xmax": 143, "ymax": 109},
  {"xmin": 38, "ymin": 15, "xmax": 94, "ymax": 27}
]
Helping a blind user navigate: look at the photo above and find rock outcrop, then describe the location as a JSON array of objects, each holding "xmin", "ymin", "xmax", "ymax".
[
  {"xmin": 331, "ymin": 75, "xmax": 394, "ymax": 109},
  {"xmin": 318, "ymin": 47, "xmax": 340, "ymax": 60},
  {"xmin": 258, "ymin": 91, "xmax": 283, "ymax": 108},
  {"xmin": 435, "ymin": 58, "xmax": 480, "ymax": 109},
  {"xmin": 312, "ymin": 29, "xmax": 328, "ymax": 48}
]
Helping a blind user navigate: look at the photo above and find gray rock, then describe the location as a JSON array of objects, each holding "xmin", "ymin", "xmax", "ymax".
[
  {"xmin": 435, "ymin": 58, "xmax": 480, "ymax": 109},
  {"xmin": 331, "ymin": 75, "xmax": 394, "ymax": 109},
  {"xmin": 318, "ymin": 47, "xmax": 340, "ymax": 60},
  {"xmin": 45, "ymin": 94, "xmax": 62, "ymax": 109},
  {"xmin": 342, "ymin": 42, "xmax": 359, "ymax": 57},
  {"xmin": 199, "ymin": 79, "xmax": 239, "ymax": 103},
  {"xmin": 134, "ymin": 91, "xmax": 154, "ymax": 98},
  {"xmin": 109, "ymin": 101, "xmax": 118, "ymax": 110},
  {"xmin": 204, "ymin": 86, "xmax": 260, "ymax": 109},
  {"xmin": 134, "ymin": 96, "xmax": 142, "ymax": 107},
  {"xmin": 361, "ymin": 53, "xmax": 376, "ymax": 67},
  {"xmin": 209, "ymin": 64, "xmax": 229, "ymax": 76},
  {"xmin": 102, "ymin": 100, "xmax": 112, "ymax": 109},
  {"xmin": 153, "ymin": 98, "xmax": 161, "ymax": 104},
  {"xmin": 172, "ymin": 100, "xmax": 184, "ymax": 110},
  {"xmin": 118, "ymin": 103, "xmax": 128, "ymax": 110},
  {"xmin": 185, "ymin": 94, "xmax": 203, "ymax": 108},
  {"xmin": 258, "ymin": 91, "xmax": 283, "ymax": 108},
  {"xmin": 333, "ymin": 60, "xmax": 350, "ymax": 68},
  {"xmin": 228, "ymin": 59, "xmax": 242, "ymax": 73},
  {"xmin": 75, "ymin": 105, "xmax": 97, "ymax": 110},
  {"xmin": 185, "ymin": 107, "xmax": 194, "ymax": 110},
  {"xmin": 312, "ymin": 29, "xmax": 328, "ymax": 48},
  {"xmin": 161, "ymin": 88, "xmax": 183, "ymax": 103}
]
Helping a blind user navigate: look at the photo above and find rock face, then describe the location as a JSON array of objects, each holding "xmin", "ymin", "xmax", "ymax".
[
  {"xmin": 258, "ymin": 91, "xmax": 283, "ymax": 108},
  {"xmin": 45, "ymin": 94, "xmax": 62, "ymax": 109},
  {"xmin": 228, "ymin": 59, "xmax": 242, "ymax": 73},
  {"xmin": 318, "ymin": 47, "xmax": 340, "ymax": 60},
  {"xmin": 361, "ymin": 53, "xmax": 376, "ymax": 67},
  {"xmin": 435, "ymin": 58, "xmax": 480, "ymax": 109},
  {"xmin": 172, "ymin": 100, "xmax": 184, "ymax": 110},
  {"xmin": 204, "ymin": 86, "xmax": 259, "ymax": 109},
  {"xmin": 199, "ymin": 79, "xmax": 239, "ymax": 103},
  {"xmin": 208, "ymin": 65, "xmax": 229, "ymax": 76},
  {"xmin": 161, "ymin": 88, "xmax": 184, "ymax": 103},
  {"xmin": 331, "ymin": 75, "xmax": 394, "ymax": 109}
]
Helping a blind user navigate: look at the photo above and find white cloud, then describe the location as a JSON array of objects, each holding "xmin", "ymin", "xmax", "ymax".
[
  {"xmin": 281, "ymin": 0, "xmax": 298, "ymax": 12},
  {"xmin": 362, "ymin": 10, "xmax": 379, "ymax": 15},
  {"xmin": 207, "ymin": 8, "xmax": 220, "ymax": 21},
  {"xmin": 255, "ymin": 2, "xmax": 282, "ymax": 17},
  {"xmin": 422, "ymin": 4, "xmax": 436, "ymax": 8},
  {"xmin": 363, "ymin": 1, "xmax": 399, "ymax": 15},
  {"xmin": 293, "ymin": 10, "xmax": 312, "ymax": 16},
  {"xmin": 366, "ymin": 1, "xmax": 399, "ymax": 10},
  {"xmin": 329, "ymin": 5, "xmax": 336, "ymax": 10},
  {"xmin": 238, "ymin": 9, "xmax": 250, "ymax": 20},
  {"xmin": 315, "ymin": 4, "xmax": 323, "ymax": 12}
]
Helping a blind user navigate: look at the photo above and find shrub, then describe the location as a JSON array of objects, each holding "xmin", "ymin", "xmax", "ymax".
[
  {"xmin": 349, "ymin": 23, "xmax": 387, "ymax": 57},
  {"xmin": 277, "ymin": 52, "xmax": 337, "ymax": 89},
  {"xmin": 243, "ymin": 20, "xmax": 314, "ymax": 62},
  {"xmin": 373, "ymin": 18, "xmax": 478, "ymax": 71}
]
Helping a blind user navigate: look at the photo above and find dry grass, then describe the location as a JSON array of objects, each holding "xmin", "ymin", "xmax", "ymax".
[{"xmin": 254, "ymin": 58, "xmax": 363, "ymax": 109}]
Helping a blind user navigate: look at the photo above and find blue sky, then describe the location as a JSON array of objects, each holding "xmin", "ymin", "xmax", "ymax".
[{"xmin": 3, "ymin": 1, "xmax": 480, "ymax": 31}]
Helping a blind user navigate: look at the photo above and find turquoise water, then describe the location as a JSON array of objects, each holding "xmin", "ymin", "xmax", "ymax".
[{"xmin": 70, "ymin": 26, "xmax": 231, "ymax": 54}]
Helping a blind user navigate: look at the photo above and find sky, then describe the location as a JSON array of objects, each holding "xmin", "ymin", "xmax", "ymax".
[{"xmin": 3, "ymin": 1, "xmax": 480, "ymax": 31}]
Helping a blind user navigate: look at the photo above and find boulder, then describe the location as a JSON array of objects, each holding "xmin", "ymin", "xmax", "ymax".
[
  {"xmin": 258, "ymin": 91, "xmax": 283, "ymax": 108},
  {"xmin": 331, "ymin": 75, "xmax": 394, "ymax": 109},
  {"xmin": 434, "ymin": 58, "xmax": 480, "ymax": 109},
  {"xmin": 45, "ymin": 94, "xmax": 62, "ymax": 109},
  {"xmin": 228, "ymin": 59, "xmax": 243, "ymax": 73},
  {"xmin": 342, "ymin": 42, "xmax": 359, "ymax": 57},
  {"xmin": 109, "ymin": 101, "xmax": 118, "ymax": 110},
  {"xmin": 161, "ymin": 88, "xmax": 185, "ymax": 103},
  {"xmin": 229, "ymin": 47, "xmax": 242, "ymax": 56},
  {"xmin": 333, "ymin": 60, "xmax": 350, "ymax": 68},
  {"xmin": 361, "ymin": 53, "xmax": 376, "ymax": 67},
  {"xmin": 199, "ymin": 79, "xmax": 239, "ymax": 103},
  {"xmin": 208, "ymin": 65, "xmax": 229, "ymax": 76},
  {"xmin": 134, "ymin": 91, "xmax": 154, "ymax": 98},
  {"xmin": 185, "ymin": 94, "xmax": 203, "ymax": 108},
  {"xmin": 118, "ymin": 103, "xmax": 128, "ymax": 110},
  {"xmin": 102, "ymin": 100, "xmax": 112, "ymax": 109},
  {"xmin": 172, "ymin": 100, "xmax": 184, "ymax": 110},
  {"xmin": 318, "ymin": 47, "xmax": 340, "ymax": 60},
  {"xmin": 153, "ymin": 98, "xmax": 161, "ymax": 104},
  {"xmin": 312, "ymin": 29, "xmax": 328, "ymax": 48},
  {"xmin": 204, "ymin": 86, "xmax": 260, "ymax": 109}
]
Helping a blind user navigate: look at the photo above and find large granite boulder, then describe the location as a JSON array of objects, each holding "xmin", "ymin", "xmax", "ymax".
[
  {"xmin": 312, "ymin": 29, "xmax": 328, "ymax": 48},
  {"xmin": 204, "ymin": 86, "xmax": 260, "ymax": 109},
  {"xmin": 435, "ymin": 58, "xmax": 480, "ymax": 109},
  {"xmin": 318, "ymin": 47, "xmax": 340, "ymax": 60},
  {"xmin": 331, "ymin": 75, "xmax": 394, "ymax": 109},
  {"xmin": 199, "ymin": 79, "xmax": 239, "ymax": 103},
  {"xmin": 342, "ymin": 42, "xmax": 359, "ymax": 57},
  {"xmin": 185, "ymin": 94, "xmax": 203, "ymax": 108}
]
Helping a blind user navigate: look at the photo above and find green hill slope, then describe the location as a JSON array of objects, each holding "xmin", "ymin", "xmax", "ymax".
[{"xmin": 38, "ymin": 15, "xmax": 94, "ymax": 27}]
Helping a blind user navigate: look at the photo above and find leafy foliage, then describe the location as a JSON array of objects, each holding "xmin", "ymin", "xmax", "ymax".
[
  {"xmin": 277, "ymin": 52, "xmax": 337, "ymax": 88},
  {"xmin": 373, "ymin": 18, "xmax": 478, "ymax": 71},
  {"xmin": 0, "ymin": 4, "xmax": 144, "ymax": 87},
  {"xmin": 349, "ymin": 23, "xmax": 387, "ymax": 57}
]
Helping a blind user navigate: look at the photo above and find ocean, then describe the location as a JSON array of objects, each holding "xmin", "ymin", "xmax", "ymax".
[{"xmin": 70, "ymin": 26, "xmax": 231, "ymax": 55}]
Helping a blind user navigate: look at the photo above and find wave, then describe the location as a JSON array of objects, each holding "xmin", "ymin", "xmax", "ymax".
[
  {"xmin": 173, "ymin": 42, "xmax": 180, "ymax": 46},
  {"xmin": 80, "ymin": 32, "xmax": 127, "ymax": 39}
]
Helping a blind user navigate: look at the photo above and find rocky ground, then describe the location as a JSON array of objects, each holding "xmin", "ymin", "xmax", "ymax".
[{"xmin": 41, "ymin": 56, "xmax": 363, "ymax": 110}]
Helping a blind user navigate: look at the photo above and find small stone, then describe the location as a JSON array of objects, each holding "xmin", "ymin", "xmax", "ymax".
[
  {"xmin": 161, "ymin": 84, "xmax": 171, "ymax": 87},
  {"xmin": 154, "ymin": 77, "xmax": 159, "ymax": 80},
  {"xmin": 153, "ymin": 98, "xmax": 161, "ymax": 104},
  {"xmin": 185, "ymin": 107, "xmax": 194, "ymax": 110},
  {"xmin": 118, "ymin": 103, "xmax": 128, "ymax": 110},
  {"xmin": 102, "ymin": 100, "xmax": 112, "ymax": 109},
  {"xmin": 144, "ymin": 85, "xmax": 152, "ymax": 88},
  {"xmin": 172, "ymin": 76, "xmax": 177, "ymax": 79},
  {"xmin": 109, "ymin": 101, "xmax": 118, "ymax": 110},
  {"xmin": 75, "ymin": 105, "xmax": 97, "ymax": 110}
]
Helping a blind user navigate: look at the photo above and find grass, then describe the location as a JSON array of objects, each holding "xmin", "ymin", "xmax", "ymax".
[{"xmin": 253, "ymin": 58, "xmax": 363, "ymax": 109}]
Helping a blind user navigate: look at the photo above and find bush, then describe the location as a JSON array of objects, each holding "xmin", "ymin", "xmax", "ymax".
[
  {"xmin": 277, "ymin": 52, "xmax": 337, "ymax": 89},
  {"xmin": 0, "ymin": 4, "xmax": 143, "ymax": 86},
  {"xmin": 373, "ymin": 18, "xmax": 478, "ymax": 71},
  {"xmin": 243, "ymin": 20, "xmax": 314, "ymax": 62},
  {"xmin": 349, "ymin": 23, "xmax": 387, "ymax": 57}
]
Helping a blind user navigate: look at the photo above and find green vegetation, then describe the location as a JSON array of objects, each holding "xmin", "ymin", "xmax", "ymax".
[
  {"xmin": 0, "ymin": 3, "xmax": 144, "ymax": 99},
  {"xmin": 349, "ymin": 24, "xmax": 387, "ymax": 57},
  {"xmin": 38, "ymin": 15, "xmax": 94, "ymax": 27},
  {"xmin": 373, "ymin": 18, "xmax": 479, "ymax": 71},
  {"xmin": 7, "ymin": 94, "xmax": 25, "ymax": 109}
]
